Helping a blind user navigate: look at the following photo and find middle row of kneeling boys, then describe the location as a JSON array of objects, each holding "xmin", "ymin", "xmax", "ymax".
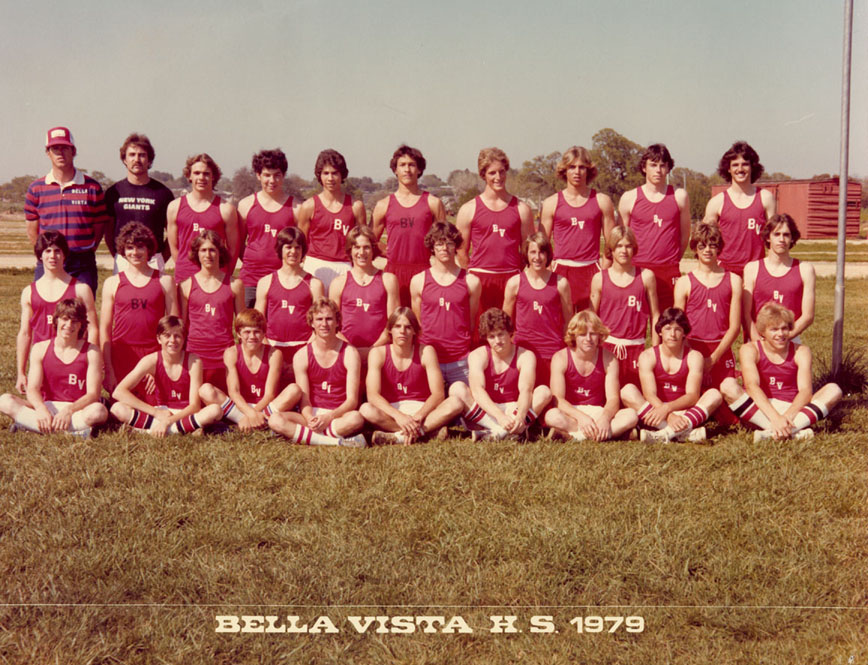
[{"xmin": 111, "ymin": 294, "xmax": 841, "ymax": 445}]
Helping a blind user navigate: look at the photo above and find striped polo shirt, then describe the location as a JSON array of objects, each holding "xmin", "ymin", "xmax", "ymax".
[{"xmin": 25, "ymin": 170, "xmax": 108, "ymax": 253}]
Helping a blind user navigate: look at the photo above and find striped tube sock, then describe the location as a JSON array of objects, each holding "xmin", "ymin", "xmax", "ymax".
[
  {"xmin": 127, "ymin": 409, "xmax": 155, "ymax": 431},
  {"xmin": 170, "ymin": 414, "xmax": 201, "ymax": 435},
  {"xmin": 683, "ymin": 405, "xmax": 709, "ymax": 431},
  {"xmin": 522, "ymin": 408, "xmax": 538, "ymax": 427},
  {"xmin": 220, "ymin": 398, "xmax": 237, "ymax": 422},
  {"xmin": 793, "ymin": 402, "xmax": 828, "ymax": 431},
  {"xmin": 291, "ymin": 425, "xmax": 340, "ymax": 446},
  {"xmin": 636, "ymin": 402, "xmax": 653, "ymax": 421},
  {"xmin": 728, "ymin": 394, "xmax": 772, "ymax": 429},
  {"xmin": 465, "ymin": 403, "xmax": 485, "ymax": 425}
]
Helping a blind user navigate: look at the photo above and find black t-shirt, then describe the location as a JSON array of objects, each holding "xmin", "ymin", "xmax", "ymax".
[{"xmin": 105, "ymin": 178, "xmax": 175, "ymax": 253}]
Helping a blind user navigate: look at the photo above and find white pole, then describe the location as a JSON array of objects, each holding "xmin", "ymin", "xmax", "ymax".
[{"xmin": 832, "ymin": 0, "xmax": 854, "ymax": 373}]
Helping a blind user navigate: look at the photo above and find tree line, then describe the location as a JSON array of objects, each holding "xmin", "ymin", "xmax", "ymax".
[{"xmin": 2, "ymin": 128, "xmax": 865, "ymax": 220}]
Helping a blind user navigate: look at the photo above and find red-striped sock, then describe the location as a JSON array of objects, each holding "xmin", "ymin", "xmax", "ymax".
[
  {"xmin": 793, "ymin": 402, "xmax": 827, "ymax": 430},
  {"xmin": 292, "ymin": 425, "xmax": 314, "ymax": 445},
  {"xmin": 127, "ymin": 409, "xmax": 154, "ymax": 430},
  {"xmin": 465, "ymin": 403, "xmax": 485, "ymax": 424},
  {"xmin": 683, "ymin": 405, "xmax": 708, "ymax": 430},
  {"xmin": 172, "ymin": 414, "xmax": 200, "ymax": 434}
]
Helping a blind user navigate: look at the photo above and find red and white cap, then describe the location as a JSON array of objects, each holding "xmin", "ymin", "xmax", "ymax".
[{"xmin": 45, "ymin": 127, "xmax": 75, "ymax": 148}]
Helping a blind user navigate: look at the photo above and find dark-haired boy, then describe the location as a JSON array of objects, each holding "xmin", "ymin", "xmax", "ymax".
[{"xmin": 618, "ymin": 143, "xmax": 690, "ymax": 311}]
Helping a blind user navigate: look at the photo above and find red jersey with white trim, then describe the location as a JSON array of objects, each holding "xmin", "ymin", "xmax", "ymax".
[
  {"xmin": 381, "ymin": 344, "xmax": 430, "ymax": 403},
  {"xmin": 384, "ymin": 192, "xmax": 433, "ymax": 265},
  {"xmin": 307, "ymin": 343, "xmax": 349, "ymax": 409},
  {"xmin": 483, "ymin": 346, "xmax": 521, "ymax": 403},
  {"xmin": 418, "ymin": 269, "xmax": 472, "ymax": 363},
  {"xmin": 308, "ymin": 194, "xmax": 355, "ymax": 261},
  {"xmin": 718, "ymin": 190, "xmax": 766, "ymax": 272},
  {"xmin": 111, "ymin": 272, "xmax": 164, "ymax": 346},
  {"xmin": 340, "ymin": 271, "xmax": 388, "ymax": 348},
  {"xmin": 564, "ymin": 348, "xmax": 606, "ymax": 407},
  {"xmin": 265, "ymin": 272, "xmax": 313, "ymax": 344},
  {"xmin": 186, "ymin": 275, "xmax": 235, "ymax": 370},
  {"xmin": 755, "ymin": 341, "xmax": 799, "ymax": 401},
  {"xmin": 653, "ymin": 345, "xmax": 690, "ymax": 402},
  {"xmin": 240, "ymin": 195, "xmax": 295, "ymax": 287},
  {"xmin": 598, "ymin": 269, "xmax": 649, "ymax": 340},
  {"xmin": 155, "ymin": 352, "xmax": 191, "ymax": 409},
  {"xmin": 513, "ymin": 272, "xmax": 565, "ymax": 358},
  {"xmin": 174, "ymin": 196, "xmax": 227, "ymax": 283},
  {"xmin": 751, "ymin": 259, "xmax": 803, "ymax": 322},
  {"xmin": 685, "ymin": 272, "xmax": 732, "ymax": 342},
  {"xmin": 552, "ymin": 190, "xmax": 603, "ymax": 262},
  {"xmin": 468, "ymin": 196, "xmax": 522, "ymax": 272},
  {"xmin": 235, "ymin": 343, "xmax": 269, "ymax": 404},
  {"xmin": 630, "ymin": 186, "xmax": 681, "ymax": 266},
  {"xmin": 29, "ymin": 279, "xmax": 77, "ymax": 343},
  {"xmin": 41, "ymin": 342, "xmax": 88, "ymax": 402}
]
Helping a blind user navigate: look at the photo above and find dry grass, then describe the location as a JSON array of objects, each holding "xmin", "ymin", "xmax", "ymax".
[{"xmin": 0, "ymin": 272, "xmax": 865, "ymax": 663}]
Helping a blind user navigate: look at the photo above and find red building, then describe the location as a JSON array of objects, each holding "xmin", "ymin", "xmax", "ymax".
[{"xmin": 711, "ymin": 178, "xmax": 862, "ymax": 238}]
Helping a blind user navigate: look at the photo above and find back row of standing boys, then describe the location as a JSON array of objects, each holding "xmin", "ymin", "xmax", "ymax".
[{"xmin": 4, "ymin": 128, "xmax": 841, "ymax": 443}]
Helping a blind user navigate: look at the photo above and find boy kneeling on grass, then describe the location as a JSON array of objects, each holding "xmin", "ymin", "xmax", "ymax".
[
  {"xmin": 722, "ymin": 302, "xmax": 841, "ymax": 442},
  {"xmin": 360, "ymin": 307, "xmax": 464, "ymax": 445},
  {"xmin": 621, "ymin": 307, "xmax": 722, "ymax": 443},
  {"xmin": 544, "ymin": 310, "xmax": 638, "ymax": 442},
  {"xmin": 198, "ymin": 308, "xmax": 282, "ymax": 432},
  {"xmin": 267, "ymin": 297, "xmax": 367, "ymax": 447},
  {"xmin": 1, "ymin": 298, "xmax": 107, "ymax": 437},
  {"xmin": 452, "ymin": 308, "xmax": 551, "ymax": 441},
  {"xmin": 110, "ymin": 315, "xmax": 222, "ymax": 436}
]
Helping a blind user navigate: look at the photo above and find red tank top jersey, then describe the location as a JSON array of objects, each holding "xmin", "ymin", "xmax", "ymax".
[
  {"xmin": 718, "ymin": 190, "xmax": 766, "ymax": 271},
  {"xmin": 514, "ymin": 272, "xmax": 565, "ymax": 357},
  {"xmin": 111, "ymin": 272, "xmax": 165, "ymax": 346},
  {"xmin": 685, "ymin": 272, "xmax": 733, "ymax": 342},
  {"xmin": 381, "ymin": 345, "xmax": 430, "ymax": 403},
  {"xmin": 484, "ymin": 347, "xmax": 521, "ymax": 403},
  {"xmin": 307, "ymin": 343, "xmax": 349, "ymax": 409},
  {"xmin": 653, "ymin": 345, "xmax": 690, "ymax": 402},
  {"xmin": 29, "ymin": 279, "xmax": 78, "ymax": 343},
  {"xmin": 418, "ymin": 269, "xmax": 472, "ymax": 363},
  {"xmin": 384, "ymin": 192, "xmax": 433, "ymax": 265},
  {"xmin": 175, "ymin": 196, "xmax": 226, "ymax": 283},
  {"xmin": 155, "ymin": 352, "xmax": 191, "ymax": 409},
  {"xmin": 235, "ymin": 343, "xmax": 270, "ymax": 404},
  {"xmin": 564, "ymin": 349, "xmax": 606, "ymax": 407},
  {"xmin": 630, "ymin": 186, "xmax": 682, "ymax": 266},
  {"xmin": 756, "ymin": 341, "xmax": 799, "ymax": 401},
  {"xmin": 308, "ymin": 194, "xmax": 355, "ymax": 261},
  {"xmin": 340, "ymin": 271, "xmax": 388, "ymax": 348},
  {"xmin": 751, "ymin": 259, "xmax": 803, "ymax": 322},
  {"xmin": 265, "ymin": 272, "xmax": 313, "ymax": 344},
  {"xmin": 240, "ymin": 195, "xmax": 295, "ymax": 287},
  {"xmin": 186, "ymin": 275, "xmax": 235, "ymax": 370},
  {"xmin": 41, "ymin": 342, "xmax": 88, "ymax": 402},
  {"xmin": 598, "ymin": 269, "xmax": 649, "ymax": 340},
  {"xmin": 552, "ymin": 190, "xmax": 603, "ymax": 262},
  {"xmin": 468, "ymin": 196, "xmax": 522, "ymax": 272}
]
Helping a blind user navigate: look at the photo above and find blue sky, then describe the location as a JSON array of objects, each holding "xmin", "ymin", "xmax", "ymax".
[{"xmin": 2, "ymin": 0, "xmax": 865, "ymax": 184}]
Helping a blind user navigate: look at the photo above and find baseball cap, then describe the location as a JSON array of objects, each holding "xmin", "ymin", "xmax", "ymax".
[{"xmin": 45, "ymin": 127, "xmax": 75, "ymax": 148}]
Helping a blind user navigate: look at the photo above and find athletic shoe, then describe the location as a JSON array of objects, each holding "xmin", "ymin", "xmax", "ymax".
[
  {"xmin": 640, "ymin": 428, "xmax": 671, "ymax": 443},
  {"xmin": 8, "ymin": 423, "xmax": 20, "ymax": 434},
  {"xmin": 338, "ymin": 433, "xmax": 368, "ymax": 448},
  {"xmin": 674, "ymin": 427, "xmax": 706, "ymax": 443},
  {"xmin": 793, "ymin": 428, "xmax": 814, "ymax": 441},
  {"xmin": 371, "ymin": 430, "xmax": 404, "ymax": 446},
  {"xmin": 432, "ymin": 426, "xmax": 450, "ymax": 441},
  {"xmin": 471, "ymin": 426, "xmax": 510, "ymax": 442},
  {"xmin": 567, "ymin": 430, "xmax": 587, "ymax": 443},
  {"xmin": 70, "ymin": 427, "xmax": 92, "ymax": 439},
  {"xmin": 753, "ymin": 430, "xmax": 772, "ymax": 443}
]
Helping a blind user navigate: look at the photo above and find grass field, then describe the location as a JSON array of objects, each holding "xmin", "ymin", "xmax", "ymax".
[{"xmin": 0, "ymin": 271, "xmax": 866, "ymax": 663}]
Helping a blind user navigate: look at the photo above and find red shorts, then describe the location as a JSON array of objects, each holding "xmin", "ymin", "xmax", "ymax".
[
  {"xmin": 203, "ymin": 366, "xmax": 228, "ymax": 393},
  {"xmin": 273, "ymin": 343, "xmax": 303, "ymax": 391},
  {"xmin": 535, "ymin": 356, "xmax": 552, "ymax": 389},
  {"xmin": 470, "ymin": 270, "xmax": 518, "ymax": 344},
  {"xmin": 386, "ymin": 261, "xmax": 429, "ymax": 308},
  {"xmin": 688, "ymin": 339, "xmax": 736, "ymax": 389},
  {"xmin": 553, "ymin": 262, "xmax": 598, "ymax": 311},
  {"xmin": 111, "ymin": 339, "xmax": 159, "ymax": 405},
  {"xmin": 636, "ymin": 263, "xmax": 681, "ymax": 312},
  {"xmin": 603, "ymin": 341, "xmax": 644, "ymax": 389}
]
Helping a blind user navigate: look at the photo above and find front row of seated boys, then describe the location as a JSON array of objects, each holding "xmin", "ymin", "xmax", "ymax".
[{"xmin": 0, "ymin": 294, "xmax": 841, "ymax": 444}]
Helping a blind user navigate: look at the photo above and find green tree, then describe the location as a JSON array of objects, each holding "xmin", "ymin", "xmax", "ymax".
[
  {"xmin": 420, "ymin": 174, "xmax": 444, "ymax": 188},
  {"xmin": 671, "ymin": 167, "xmax": 711, "ymax": 221},
  {"xmin": 761, "ymin": 172, "xmax": 793, "ymax": 182},
  {"xmin": 230, "ymin": 167, "xmax": 259, "ymax": 201},
  {"xmin": 151, "ymin": 170, "xmax": 175, "ymax": 184},
  {"xmin": 508, "ymin": 152, "xmax": 562, "ymax": 207},
  {"xmin": 588, "ymin": 128, "xmax": 645, "ymax": 203}
]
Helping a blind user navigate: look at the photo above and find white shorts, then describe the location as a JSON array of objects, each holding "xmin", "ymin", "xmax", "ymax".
[
  {"xmin": 302, "ymin": 256, "xmax": 351, "ymax": 292},
  {"xmin": 389, "ymin": 399, "xmax": 425, "ymax": 414},
  {"xmin": 567, "ymin": 404, "xmax": 605, "ymax": 419}
]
